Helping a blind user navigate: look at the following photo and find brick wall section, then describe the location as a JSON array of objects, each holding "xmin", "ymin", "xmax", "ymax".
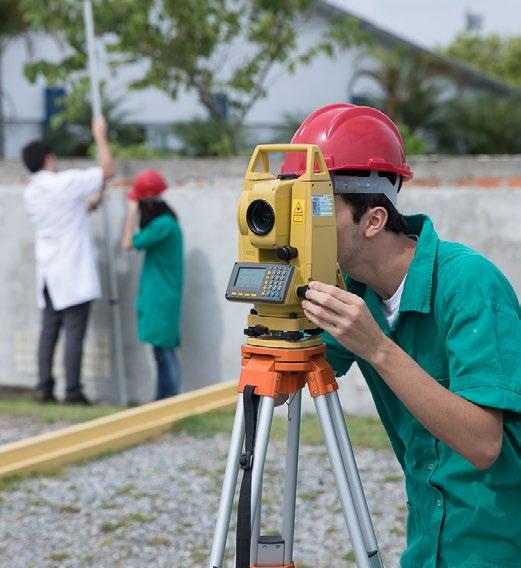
[{"xmin": 2, "ymin": 155, "xmax": 521, "ymax": 189}]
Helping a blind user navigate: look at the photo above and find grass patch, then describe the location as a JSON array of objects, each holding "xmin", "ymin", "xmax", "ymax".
[
  {"xmin": 0, "ymin": 468, "xmax": 67, "ymax": 492},
  {"xmin": 49, "ymin": 552, "xmax": 70, "ymax": 562},
  {"xmin": 123, "ymin": 512, "xmax": 156, "ymax": 523},
  {"xmin": 0, "ymin": 476, "xmax": 23, "ymax": 492},
  {"xmin": 149, "ymin": 535, "xmax": 170, "ymax": 546},
  {"xmin": 0, "ymin": 398, "xmax": 123, "ymax": 424},
  {"xmin": 114, "ymin": 484, "xmax": 136, "ymax": 496},
  {"xmin": 101, "ymin": 521, "xmax": 124, "ymax": 533},
  {"xmin": 384, "ymin": 474, "xmax": 403, "ymax": 483},
  {"xmin": 29, "ymin": 498, "xmax": 50, "ymax": 507},
  {"xmin": 173, "ymin": 409, "xmax": 390, "ymax": 449},
  {"xmin": 59, "ymin": 505, "xmax": 81, "ymax": 513},
  {"xmin": 100, "ymin": 512, "xmax": 156, "ymax": 533}
]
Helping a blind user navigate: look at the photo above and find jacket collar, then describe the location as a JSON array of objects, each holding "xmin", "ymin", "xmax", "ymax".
[{"xmin": 347, "ymin": 214, "xmax": 439, "ymax": 322}]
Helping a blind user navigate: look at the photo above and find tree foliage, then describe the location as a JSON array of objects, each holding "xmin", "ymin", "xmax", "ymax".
[
  {"xmin": 0, "ymin": 0, "xmax": 28, "ymax": 40},
  {"xmin": 430, "ymin": 92, "xmax": 521, "ymax": 154},
  {"xmin": 44, "ymin": 82, "xmax": 145, "ymax": 156},
  {"xmin": 20, "ymin": 0, "xmax": 365, "ymax": 153},
  {"xmin": 351, "ymin": 45, "xmax": 462, "ymax": 133},
  {"xmin": 442, "ymin": 34, "xmax": 521, "ymax": 87}
]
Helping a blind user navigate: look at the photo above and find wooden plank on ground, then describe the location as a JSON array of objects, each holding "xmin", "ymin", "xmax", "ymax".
[{"xmin": 0, "ymin": 381, "xmax": 237, "ymax": 479}]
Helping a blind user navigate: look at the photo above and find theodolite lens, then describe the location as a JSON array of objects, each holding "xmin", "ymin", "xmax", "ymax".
[{"xmin": 246, "ymin": 199, "xmax": 275, "ymax": 236}]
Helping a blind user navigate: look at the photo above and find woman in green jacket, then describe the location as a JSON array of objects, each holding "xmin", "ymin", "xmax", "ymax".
[{"xmin": 122, "ymin": 169, "xmax": 183, "ymax": 399}]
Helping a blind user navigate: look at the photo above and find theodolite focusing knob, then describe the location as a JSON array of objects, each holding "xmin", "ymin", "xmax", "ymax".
[
  {"xmin": 296, "ymin": 285, "xmax": 309, "ymax": 299},
  {"xmin": 276, "ymin": 246, "xmax": 298, "ymax": 261}
]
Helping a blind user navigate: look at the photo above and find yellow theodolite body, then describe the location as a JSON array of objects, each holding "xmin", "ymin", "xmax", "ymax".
[{"xmin": 226, "ymin": 144, "xmax": 341, "ymax": 347}]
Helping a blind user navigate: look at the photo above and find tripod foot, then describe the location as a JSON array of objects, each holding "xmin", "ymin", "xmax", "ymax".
[{"xmin": 212, "ymin": 562, "xmax": 295, "ymax": 568}]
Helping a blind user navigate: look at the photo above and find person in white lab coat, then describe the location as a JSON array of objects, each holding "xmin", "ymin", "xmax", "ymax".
[{"xmin": 22, "ymin": 117, "xmax": 114, "ymax": 404}]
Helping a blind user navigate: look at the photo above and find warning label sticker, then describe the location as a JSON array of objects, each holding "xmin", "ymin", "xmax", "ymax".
[
  {"xmin": 292, "ymin": 200, "xmax": 304, "ymax": 223},
  {"xmin": 312, "ymin": 194, "xmax": 333, "ymax": 216}
]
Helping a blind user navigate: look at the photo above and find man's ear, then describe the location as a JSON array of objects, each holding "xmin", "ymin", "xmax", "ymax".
[{"xmin": 362, "ymin": 206, "xmax": 388, "ymax": 239}]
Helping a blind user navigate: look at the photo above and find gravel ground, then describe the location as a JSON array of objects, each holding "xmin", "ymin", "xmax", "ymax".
[
  {"xmin": 0, "ymin": 415, "xmax": 70, "ymax": 444},
  {"xmin": 0, "ymin": 420, "xmax": 406, "ymax": 568}
]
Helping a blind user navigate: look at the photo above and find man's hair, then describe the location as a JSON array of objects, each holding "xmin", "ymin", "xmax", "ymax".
[
  {"xmin": 21, "ymin": 140, "xmax": 52, "ymax": 173},
  {"xmin": 336, "ymin": 169, "xmax": 406, "ymax": 234},
  {"xmin": 341, "ymin": 191, "xmax": 406, "ymax": 235}
]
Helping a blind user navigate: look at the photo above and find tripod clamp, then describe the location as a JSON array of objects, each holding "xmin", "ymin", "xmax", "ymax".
[{"xmin": 239, "ymin": 450, "xmax": 254, "ymax": 470}]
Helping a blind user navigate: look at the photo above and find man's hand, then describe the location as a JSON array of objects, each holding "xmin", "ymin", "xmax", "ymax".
[
  {"xmin": 121, "ymin": 200, "xmax": 138, "ymax": 251},
  {"xmin": 91, "ymin": 115, "xmax": 115, "ymax": 180},
  {"xmin": 301, "ymin": 280, "xmax": 387, "ymax": 364},
  {"xmin": 91, "ymin": 116, "xmax": 108, "ymax": 142},
  {"xmin": 86, "ymin": 192, "xmax": 103, "ymax": 212},
  {"xmin": 121, "ymin": 236, "xmax": 133, "ymax": 251}
]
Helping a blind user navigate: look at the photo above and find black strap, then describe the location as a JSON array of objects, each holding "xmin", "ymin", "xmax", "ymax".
[{"xmin": 236, "ymin": 385, "xmax": 260, "ymax": 567}]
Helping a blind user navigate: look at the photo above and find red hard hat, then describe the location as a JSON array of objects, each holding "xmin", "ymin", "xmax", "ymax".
[
  {"xmin": 128, "ymin": 169, "xmax": 168, "ymax": 200},
  {"xmin": 281, "ymin": 103, "xmax": 413, "ymax": 180}
]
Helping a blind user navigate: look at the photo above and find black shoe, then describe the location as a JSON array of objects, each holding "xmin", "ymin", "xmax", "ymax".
[
  {"xmin": 35, "ymin": 391, "xmax": 58, "ymax": 404},
  {"xmin": 63, "ymin": 392, "xmax": 91, "ymax": 406}
]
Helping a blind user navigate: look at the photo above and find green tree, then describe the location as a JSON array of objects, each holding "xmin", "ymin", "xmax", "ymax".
[
  {"xmin": 21, "ymin": 0, "xmax": 365, "ymax": 155},
  {"xmin": 350, "ymin": 45, "xmax": 462, "ymax": 134},
  {"xmin": 442, "ymin": 34, "xmax": 521, "ymax": 87},
  {"xmin": 44, "ymin": 81, "xmax": 146, "ymax": 156},
  {"xmin": 0, "ymin": 0, "xmax": 30, "ymax": 156},
  {"xmin": 396, "ymin": 123, "xmax": 429, "ymax": 156},
  {"xmin": 430, "ymin": 92, "xmax": 521, "ymax": 154}
]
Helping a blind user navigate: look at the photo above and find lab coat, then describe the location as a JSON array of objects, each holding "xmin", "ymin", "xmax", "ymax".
[{"xmin": 24, "ymin": 167, "xmax": 104, "ymax": 310}]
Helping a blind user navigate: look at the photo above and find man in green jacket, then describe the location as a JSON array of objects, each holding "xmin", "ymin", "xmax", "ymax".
[{"xmin": 280, "ymin": 104, "xmax": 521, "ymax": 568}]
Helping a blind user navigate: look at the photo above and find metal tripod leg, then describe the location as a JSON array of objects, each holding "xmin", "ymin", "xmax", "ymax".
[
  {"xmin": 250, "ymin": 398, "xmax": 268, "ymax": 564},
  {"xmin": 314, "ymin": 394, "xmax": 373, "ymax": 568},
  {"xmin": 209, "ymin": 395, "xmax": 245, "ymax": 568},
  {"xmin": 282, "ymin": 390, "xmax": 301, "ymax": 564},
  {"xmin": 251, "ymin": 396, "xmax": 275, "ymax": 524},
  {"xmin": 253, "ymin": 391, "xmax": 301, "ymax": 568},
  {"xmin": 327, "ymin": 392, "xmax": 383, "ymax": 567},
  {"xmin": 248, "ymin": 396, "xmax": 276, "ymax": 564}
]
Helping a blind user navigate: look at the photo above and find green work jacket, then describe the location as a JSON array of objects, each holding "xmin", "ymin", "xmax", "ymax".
[
  {"xmin": 325, "ymin": 215, "xmax": 521, "ymax": 568},
  {"xmin": 132, "ymin": 214, "xmax": 183, "ymax": 348}
]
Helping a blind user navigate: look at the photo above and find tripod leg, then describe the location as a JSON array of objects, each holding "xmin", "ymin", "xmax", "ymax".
[
  {"xmin": 250, "ymin": 399, "xmax": 266, "ymax": 564},
  {"xmin": 314, "ymin": 395, "xmax": 372, "ymax": 568},
  {"xmin": 327, "ymin": 392, "xmax": 383, "ymax": 568},
  {"xmin": 209, "ymin": 394, "xmax": 245, "ymax": 568},
  {"xmin": 249, "ymin": 396, "xmax": 275, "ymax": 563},
  {"xmin": 250, "ymin": 485, "xmax": 262, "ymax": 563},
  {"xmin": 282, "ymin": 389, "xmax": 302, "ymax": 564}
]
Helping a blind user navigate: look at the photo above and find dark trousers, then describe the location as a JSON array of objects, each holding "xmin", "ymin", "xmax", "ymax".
[
  {"xmin": 152, "ymin": 346, "xmax": 181, "ymax": 400},
  {"xmin": 37, "ymin": 287, "xmax": 91, "ymax": 397}
]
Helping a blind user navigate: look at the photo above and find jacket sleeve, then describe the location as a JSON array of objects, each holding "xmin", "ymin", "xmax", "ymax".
[
  {"xmin": 442, "ymin": 257, "xmax": 521, "ymax": 414},
  {"xmin": 323, "ymin": 331, "xmax": 356, "ymax": 377},
  {"xmin": 132, "ymin": 217, "xmax": 173, "ymax": 250},
  {"xmin": 60, "ymin": 167, "xmax": 104, "ymax": 201}
]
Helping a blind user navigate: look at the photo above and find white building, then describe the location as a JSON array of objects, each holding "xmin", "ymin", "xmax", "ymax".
[{"xmin": 0, "ymin": 0, "xmax": 509, "ymax": 159}]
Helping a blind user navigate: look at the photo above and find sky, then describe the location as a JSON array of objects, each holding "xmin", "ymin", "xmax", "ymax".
[{"xmin": 327, "ymin": 0, "xmax": 521, "ymax": 48}]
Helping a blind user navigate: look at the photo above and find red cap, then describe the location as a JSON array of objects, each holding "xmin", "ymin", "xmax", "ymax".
[
  {"xmin": 127, "ymin": 169, "xmax": 168, "ymax": 201},
  {"xmin": 281, "ymin": 103, "xmax": 413, "ymax": 180}
]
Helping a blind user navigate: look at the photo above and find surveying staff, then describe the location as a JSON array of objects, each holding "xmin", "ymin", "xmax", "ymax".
[
  {"xmin": 122, "ymin": 170, "xmax": 183, "ymax": 400},
  {"xmin": 22, "ymin": 117, "xmax": 114, "ymax": 405},
  {"xmin": 282, "ymin": 104, "xmax": 521, "ymax": 568}
]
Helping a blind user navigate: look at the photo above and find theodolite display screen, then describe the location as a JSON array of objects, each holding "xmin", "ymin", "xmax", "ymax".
[
  {"xmin": 226, "ymin": 262, "xmax": 295, "ymax": 304},
  {"xmin": 234, "ymin": 267, "xmax": 266, "ymax": 291}
]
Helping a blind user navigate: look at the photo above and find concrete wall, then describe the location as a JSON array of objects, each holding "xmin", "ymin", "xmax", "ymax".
[{"xmin": 1, "ymin": 156, "xmax": 520, "ymax": 414}]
